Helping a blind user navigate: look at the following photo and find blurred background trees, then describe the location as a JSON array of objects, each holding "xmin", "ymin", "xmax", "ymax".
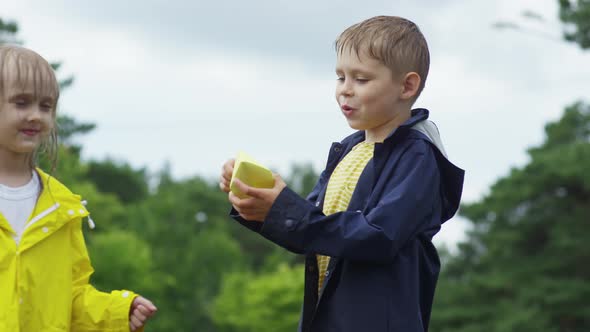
[
  {"xmin": 1, "ymin": 1, "xmax": 588, "ymax": 330},
  {"xmin": 431, "ymin": 1, "xmax": 590, "ymax": 331}
]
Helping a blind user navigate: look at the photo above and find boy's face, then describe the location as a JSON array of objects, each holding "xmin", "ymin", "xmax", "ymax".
[
  {"xmin": 0, "ymin": 82, "xmax": 55, "ymax": 158},
  {"xmin": 335, "ymin": 49, "xmax": 409, "ymax": 142}
]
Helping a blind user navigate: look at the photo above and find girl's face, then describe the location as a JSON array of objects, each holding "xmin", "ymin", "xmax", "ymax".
[
  {"xmin": 0, "ymin": 81, "xmax": 56, "ymax": 160},
  {"xmin": 0, "ymin": 47, "xmax": 59, "ymax": 166}
]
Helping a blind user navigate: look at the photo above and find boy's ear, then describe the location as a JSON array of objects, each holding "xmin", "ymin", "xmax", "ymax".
[{"xmin": 400, "ymin": 72, "xmax": 421, "ymax": 100}]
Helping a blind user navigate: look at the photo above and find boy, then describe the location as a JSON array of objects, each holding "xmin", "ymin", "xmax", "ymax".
[{"xmin": 220, "ymin": 16, "xmax": 464, "ymax": 332}]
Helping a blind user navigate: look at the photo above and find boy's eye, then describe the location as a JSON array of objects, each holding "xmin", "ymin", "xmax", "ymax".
[
  {"xmin": 355, "ymin": 78, "xmax": 369, "ymax": 83},
  {"xmin": 336, "ymin": 76, "xmax": 345, "ymax": 82}
]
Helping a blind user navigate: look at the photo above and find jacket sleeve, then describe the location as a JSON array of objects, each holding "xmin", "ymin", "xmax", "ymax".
[
  {"xmin": 70, "ymin": 220, "xmax": 142, "ymax": 332},
  {"xmin": 257, "ymin": 142, "xmax": 442, "ymax": 264},
  {"xmin": 230, "ymin": 168, "xmax": 331, "ymax": 254}
]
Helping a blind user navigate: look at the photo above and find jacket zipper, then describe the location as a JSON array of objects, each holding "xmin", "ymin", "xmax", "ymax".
[{"xmin": 23, "ymin": 203, "xmax": 60, "ymax": 233}]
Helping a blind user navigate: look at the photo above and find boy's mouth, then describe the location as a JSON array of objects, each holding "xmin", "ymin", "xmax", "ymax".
[{"xmin": 341, "ymin": 104, "xmax": 356, "ymax": 117}]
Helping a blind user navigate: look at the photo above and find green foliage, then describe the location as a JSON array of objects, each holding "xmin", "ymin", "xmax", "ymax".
[
  {"xmin": 86, "ymin": 159, "xmax": 149, "ymax": 204},
  {"xmin": 212, "ymin": 264, "xmax": 304, "ymax": 332},
  {"xmin": 559, "ymin": 0, "xmax": 590, "ymax": 48},
  {"xmin": 13, "ymin": 7, "xmax": 590, "ymax": 331},
  {"xmin": 433, "ymin": 8, "xmax": 590, "ymax": 330},
  {"xmin": 0, "ymin": 18, "xmax": 19, "ymax": 44},
  {"xmin": 38, "ymin": 145, "xmax": 84, "ymax": 181},
  {"xmin": 4, "ymin": 13, "xmax": 316, "ymax": 332},
  {"xmin": 88, "ymin": 231, "xmax": 155, "ymax": 293},
  {"xmin": 120, "ymin": 174, "xmax": 254, "ymax": 330},
  {"xmin": 57, "ymin": 114, "xmax": 96, "ymax": 146},
  {"xmin": 432, "ymin": 103, "xmax": 590, "ymax": 331},
  {"xmin": 533, "ymin": 102, "xmax": 590, "ymax": 151},
  {"xmin": 71, "ymin": 181, "xmax": 127, "ymax": 233},
  {"xmin": 284, "ymin": 162, "xmax": 319, "ymax": 197}
]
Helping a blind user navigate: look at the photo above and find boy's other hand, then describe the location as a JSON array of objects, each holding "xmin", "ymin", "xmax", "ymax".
[
  {"xmin": 129, "ymin": 296, "xmax": 157, "ymax": 331},
  {"xmin": 229, "ymin": 174, "xmax": 287, "ymax": 222},
  {"xmin": 219, "ymin": 159, "xmax": 235, "ymax": 193}
]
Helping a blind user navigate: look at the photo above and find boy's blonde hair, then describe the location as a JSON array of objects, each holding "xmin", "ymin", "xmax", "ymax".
[
  {"xmin": 0, "ymin": 45, "xmax": 60, "ymax": 170},
  {"xmin": 335, "ymin": 16, "xmax": 430, "ymax": 101}
]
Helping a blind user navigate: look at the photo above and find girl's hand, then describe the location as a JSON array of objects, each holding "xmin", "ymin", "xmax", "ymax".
[{"xmin": 129, "ymin": 296, "xmax": 157, "ymax": 331}]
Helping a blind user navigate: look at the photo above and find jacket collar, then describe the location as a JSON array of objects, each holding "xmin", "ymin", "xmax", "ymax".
[
  {"xmin": 333, "ymin": 108, "xmax": 464, "ymax": 224},
  {"xmin": 340, "ymin": 108, "xmax": 430, "ymax": 148},
  {"xmin": 383, "ymin": 108, "xmax": 430, "ymax": 143},
  {"xmin": 15, "ymin": 169, "xmax": 90, "ymax": 252},
  {"xmin": 34, "ymin": 168, "xmax": 86, "ymax": 213}
]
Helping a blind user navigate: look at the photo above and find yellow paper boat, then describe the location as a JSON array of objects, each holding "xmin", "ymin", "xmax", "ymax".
[{"xmin": 230, "ymin": 152, "xmax": 274, "ymax": 198}]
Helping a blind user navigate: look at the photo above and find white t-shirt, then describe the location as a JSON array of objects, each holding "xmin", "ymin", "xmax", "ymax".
[{"xmin": 0, "ymin": 171, "xmax": 40, "ymax": 244}]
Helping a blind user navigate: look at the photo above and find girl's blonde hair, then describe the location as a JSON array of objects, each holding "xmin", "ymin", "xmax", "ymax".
[{"xmin": 0, "ymin": 45, "xmax": 60, "ymax": 171}]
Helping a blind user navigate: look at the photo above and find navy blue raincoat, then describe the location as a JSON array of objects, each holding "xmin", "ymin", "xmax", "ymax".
[{"xmin": 232, "ymin": 108, "xmax": 464, "ymax": 332}]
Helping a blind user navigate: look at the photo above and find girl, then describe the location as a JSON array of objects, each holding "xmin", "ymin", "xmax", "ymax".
[{"xmin": 0, "ymin": 45, "xmax": 156, "ymax": 331}]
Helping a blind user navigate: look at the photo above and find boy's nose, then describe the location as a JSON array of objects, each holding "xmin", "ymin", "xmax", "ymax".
[{"xmin": 339, "ymin": 82, "xmax": 353, "ymax": 97}]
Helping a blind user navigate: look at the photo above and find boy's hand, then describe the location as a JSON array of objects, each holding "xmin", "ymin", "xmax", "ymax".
[
  {"xmin": 219, "ymin": 159, "xmax": 235, "ymax": 193},
  {"xmin": 229, "ymin": 174, "xmax": 287, "ymax": 222},
  {"xmin": 129, "ymin": 296, "xmax": 157, "ymax": 331}
]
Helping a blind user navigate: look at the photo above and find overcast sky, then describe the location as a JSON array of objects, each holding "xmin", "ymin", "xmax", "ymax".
[{"xmin": 3, "ymin": 0, "xmax": 589, "ymax": 249}]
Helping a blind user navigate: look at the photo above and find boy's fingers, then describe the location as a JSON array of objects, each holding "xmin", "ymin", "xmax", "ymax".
[
  {"xmin": 220, "ymin": 177, "xmax": 231, "ymax": 192},
  {"xmin": 272, "ymin": 173, "xmax": 287, "ymax": 189},
  {"xmin": 220, "ymin": 159, "xmax": 236, "ymax": 193},
  {"xmin": 221, "ymin": 171, "xmax": 232, "ymax": 182},
  {"xmin": 232, "ymin": 179, "xmax": 251, "ymax": 197},
  {"xmin": 222, "ymin": 159, "xmax": 235, "ymax": 177},
  {"xmin": 233, "ymin": 178, "xmax": 267, "ymax": 200},
  {"xmin": 229, "ymin": 194, "xmax": 256, "ymax": 211},
  {"xmin": 228, "ymin": 192, "xmax": 238, "ymax": 205}
]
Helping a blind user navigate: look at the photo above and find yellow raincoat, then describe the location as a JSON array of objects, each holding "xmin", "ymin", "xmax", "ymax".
[{"xmin": 0, "ymin": 169, "xmax": 140, "ymax": 331}]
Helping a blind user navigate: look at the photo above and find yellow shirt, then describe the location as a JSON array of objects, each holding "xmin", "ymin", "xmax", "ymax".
[{"xmin": 317, "ymin": 141, "xmax": 374, "ymax": 293}]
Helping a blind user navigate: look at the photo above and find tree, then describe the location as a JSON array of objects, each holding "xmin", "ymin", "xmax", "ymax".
[
  {"xmin": 1, "ymin": 16, "xmax": 160, "ymax": 327},
  {"xmin": 284, "ymin": 162, "xmax": 319, "ymax": 197},
  {"xmin": 3, "ymin": 14, "xmax": 322, "ymax": 331},
  {"xmin": 123, "ymin": 173, "xmax": 251, "ymax": 331},
  {"xmin": 212, "ymin": 264, "xmax": 304, "ymax": 332},
  {"xmin": 0, "ymin": 18, "xmax": 18, "ymax": 44},
  {"xmin": 494, "ymin": 1, "xmax": 590, "ymax": 48},
  {"xmin": 431, "ymin": 104, "xmax": 590, "ymax": 332},
  {"xmin": 431, "ymin": 3, "xmax": 590, "ymax": 331},
  {"xmin": 86, "ymin": 159, "xmax": 149, "ymax": 204},
  {"xmin": 89, "ymin": 231, "xmax": 155, "ymax": 293},
  {"xmin": 559, "ymin": 0, "xmax": 590, "ymax": 48},
  {"xmin": 57, "ymin": 113, "xmax": 95, "ymax": 147}
]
